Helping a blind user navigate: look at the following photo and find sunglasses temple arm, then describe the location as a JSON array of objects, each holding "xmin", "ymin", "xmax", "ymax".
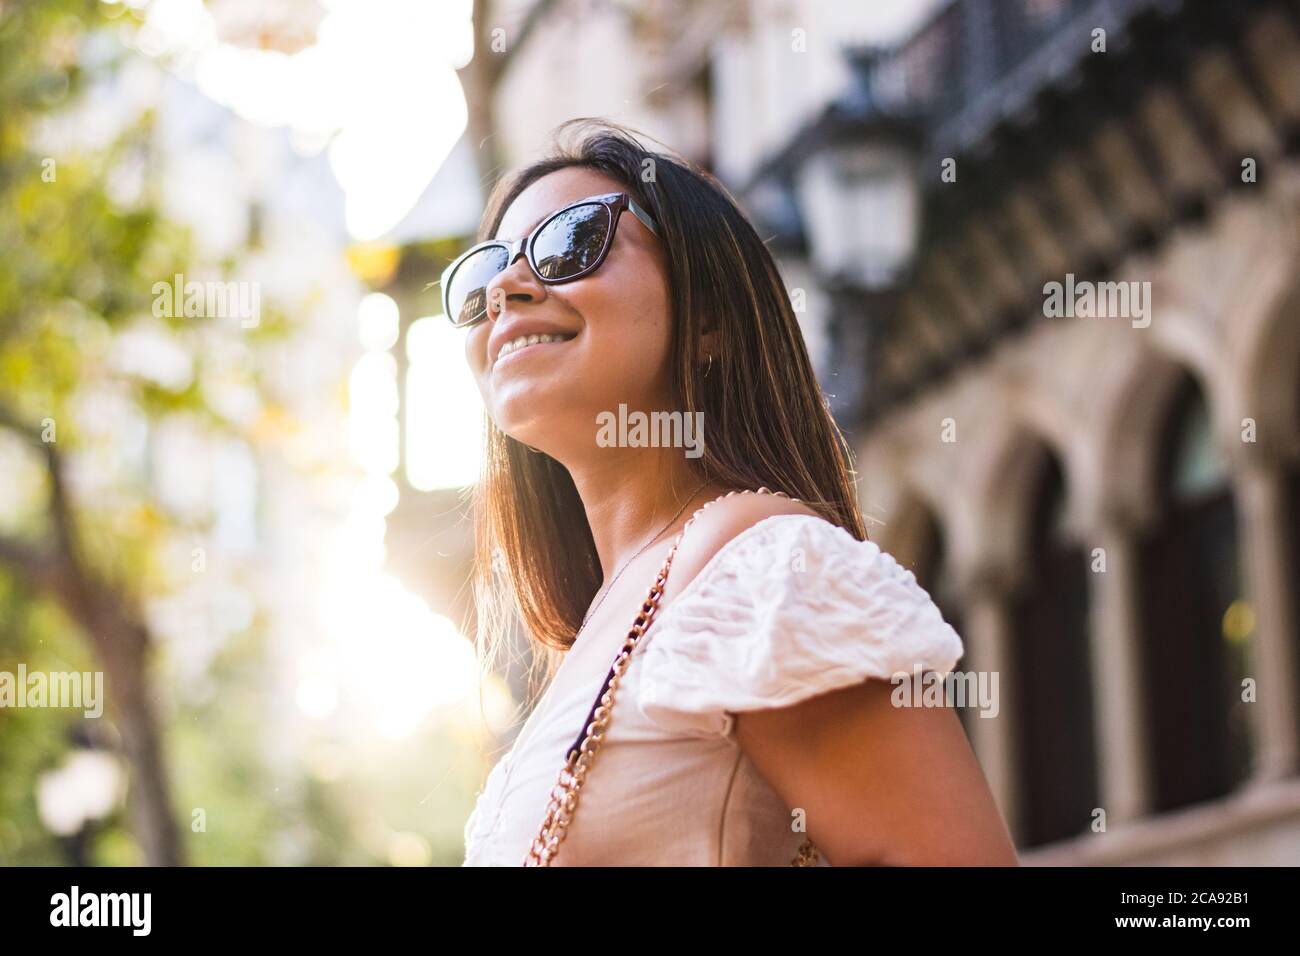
[{"xmin": 627, "ymin": 197, "xmax": 660, "ymax": 237}]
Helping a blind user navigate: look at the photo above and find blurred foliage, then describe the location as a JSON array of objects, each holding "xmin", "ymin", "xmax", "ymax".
[
  {"xmin": 0, "ymin": 0, "xmax": 299, "ymax": 865},
  {"xmin": 0, "ymin": 0, "xmax": 155, "ymax": 867},
  {"xmin": 0, "ymin": 0, "xmax": 482, "ymax": 866},
  {"xmin": 0, "ymin": 574, "xmax": 95, "ymax": 864}
]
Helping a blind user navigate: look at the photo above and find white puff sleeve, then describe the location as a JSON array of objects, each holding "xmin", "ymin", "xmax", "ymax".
[{"xmin": 631, "ymin": 514, "xmax": 964, "ymax": 740}]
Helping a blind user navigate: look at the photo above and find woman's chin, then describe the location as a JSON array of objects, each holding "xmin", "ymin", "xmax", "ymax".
[
  {"xmin": 492, "ymin": 406, "xmax": 564, "ymax": 454},
  {"xmin": 490, "ymin": 382, "xmax": 629, "ymax": 456}
]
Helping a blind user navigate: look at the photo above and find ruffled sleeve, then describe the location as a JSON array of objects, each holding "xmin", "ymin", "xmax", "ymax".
[{"xmin": 631, "ymin": 514, "xmax": 964, "ymax": 740}]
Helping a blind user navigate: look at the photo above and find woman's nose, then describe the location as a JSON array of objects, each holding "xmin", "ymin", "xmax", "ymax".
[{"xmin": 484, "ymin": 248, "xmax": 546, "ymax": 318}]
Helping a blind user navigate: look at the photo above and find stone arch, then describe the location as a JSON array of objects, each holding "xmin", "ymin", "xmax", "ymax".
[
  {"xmin": 962, "ymin": 408, "xmax": 1077, "ymax": 593},
  {"xmin": 1091, "ymin": 341, "xmax": 1219, "ymax": 532},
  {"xmin": 873, "ymin": 487, "xmax": 944, "ymax": 577}
]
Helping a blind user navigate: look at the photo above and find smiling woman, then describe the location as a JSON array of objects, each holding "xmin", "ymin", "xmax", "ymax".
[{"xmin": 453, "ymin": 119, "xmax": 1018, "ymax": 867}]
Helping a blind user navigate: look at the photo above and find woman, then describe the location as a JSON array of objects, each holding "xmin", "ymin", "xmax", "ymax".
[{"xmin": 452, "ymin": 119, "xmax": 1017, "ymax": 866}]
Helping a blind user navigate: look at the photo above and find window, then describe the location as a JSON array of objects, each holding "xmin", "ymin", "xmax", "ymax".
[
  {"xmin": 1138, "ymin": 372, "xmax": 1251, "ymax": 812},
  {"xmin": 1010, "ymin": 448, "xmax": 1098, "ymax": 847}
]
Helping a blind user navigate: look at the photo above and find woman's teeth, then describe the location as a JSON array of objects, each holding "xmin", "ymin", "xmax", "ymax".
[{"xmin": 495, "ymin": 332, "xmax": 572, "ymax": 364}]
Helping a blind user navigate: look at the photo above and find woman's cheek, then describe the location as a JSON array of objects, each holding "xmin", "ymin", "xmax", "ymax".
[{"xmin": 588, "ymin": 335, "xmax": 671, "ymax": 409}]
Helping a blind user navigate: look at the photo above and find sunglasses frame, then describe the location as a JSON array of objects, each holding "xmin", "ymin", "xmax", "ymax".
[{"xmin": 439, "ymin": 191, "xmax": 661, "ymax": 327}]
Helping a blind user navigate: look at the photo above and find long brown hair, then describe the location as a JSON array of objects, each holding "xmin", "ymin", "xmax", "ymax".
[{"xmin": 469, "ymin": 118, "xmax": 866, "ymax": 706}]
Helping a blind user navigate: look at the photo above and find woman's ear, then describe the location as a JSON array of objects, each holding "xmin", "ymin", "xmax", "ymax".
[{"xmin": 698, "ymin": 319, "xmax": 719, "ymax": 360}]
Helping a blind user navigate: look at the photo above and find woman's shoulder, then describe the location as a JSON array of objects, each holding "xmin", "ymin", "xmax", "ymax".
[
  {"xmin": 661, "ymin": 490, "xmax": 926, "ymax": 621},
  {"xmin": 652, "ymin": 485, "xmax": 963, "ymax": 657},
  {"xmin": 658, "ymin": 489, "xmax": 826, "ymax": 606},
  {"xmin": 634, "ymin": 489, "xmax": 964, "ymax": 738}
]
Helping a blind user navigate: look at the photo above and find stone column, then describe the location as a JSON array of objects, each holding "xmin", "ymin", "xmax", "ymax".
[
  {"xmin": 1235, "ymin": 456, "xmax": 1299, "ymax": 781},
  {"xmin": 1086, "ymin": 519, "xmax": 1152, "ymax": 824},
  {"xmin": 959, "ymin": 581, "xmax": 1021, "ymax": 843}
]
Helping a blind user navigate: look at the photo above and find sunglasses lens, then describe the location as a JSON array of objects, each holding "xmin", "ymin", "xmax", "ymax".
[
  {"xmin": 532, "ymin": 203, "xmax": 611, "ymax": 280},
  {"xmin": 446, "ymin": 245, "xmax": 510, "ymax": 326}
]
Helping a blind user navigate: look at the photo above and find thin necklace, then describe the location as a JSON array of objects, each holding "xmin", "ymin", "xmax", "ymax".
[{"xmin": 577, "ymin": 478, "xmax": 710, "ymax": 634}]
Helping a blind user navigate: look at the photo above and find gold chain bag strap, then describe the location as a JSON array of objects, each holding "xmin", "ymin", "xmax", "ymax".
[{"xmin": 523, "ymin": 487, "xmax": 821, "ymax": 867}]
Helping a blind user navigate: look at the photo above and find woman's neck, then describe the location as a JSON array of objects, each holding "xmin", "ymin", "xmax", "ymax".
[{"xmin": 565, "ymin": 448, "xmax": 722, "ymax": 581}]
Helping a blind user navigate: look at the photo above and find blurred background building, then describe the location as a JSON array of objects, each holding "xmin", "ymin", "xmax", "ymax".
[{"xmin": 3, "ymin": 0, "xmax": 1299, "ymax": 867}]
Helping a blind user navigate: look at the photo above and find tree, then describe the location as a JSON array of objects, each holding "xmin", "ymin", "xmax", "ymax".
[{"xmin": 0, "ymin": 0, "xmax": 193, "ymax": 865}]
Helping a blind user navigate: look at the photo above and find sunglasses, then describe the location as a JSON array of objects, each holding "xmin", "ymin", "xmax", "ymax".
[{"xmin": 439, "ymin": 191, "xmax": 661, "ymax": 328}]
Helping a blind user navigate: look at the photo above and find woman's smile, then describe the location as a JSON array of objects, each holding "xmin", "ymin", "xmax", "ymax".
[{"xmin": 491, "ymin": 330, "xmax": 579, "ymax": 372}]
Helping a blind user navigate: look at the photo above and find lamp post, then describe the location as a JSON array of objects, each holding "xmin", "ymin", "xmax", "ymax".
[{"xmin": 789, "ymin": 47, "xmax": 923, "ymax": 430}]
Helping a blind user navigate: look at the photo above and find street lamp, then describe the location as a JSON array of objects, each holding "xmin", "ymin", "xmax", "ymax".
[
  {"xmin": 787, "ymin": 47, "xmax": 924, "ymax": 428},
  {"xmin": 794, "ymin": 134, "xmax": 921, "ymax": 292}
]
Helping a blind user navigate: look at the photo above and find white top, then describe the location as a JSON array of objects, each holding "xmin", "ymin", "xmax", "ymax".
[{"xmin": 461, "ymin": 514, "xmax": 965, "ymax": 866}]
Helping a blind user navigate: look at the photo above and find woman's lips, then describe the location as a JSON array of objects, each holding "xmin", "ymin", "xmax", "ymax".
[{"xmin": 492, "ymin": 332, "xmax": 576, "ymax": 370}]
